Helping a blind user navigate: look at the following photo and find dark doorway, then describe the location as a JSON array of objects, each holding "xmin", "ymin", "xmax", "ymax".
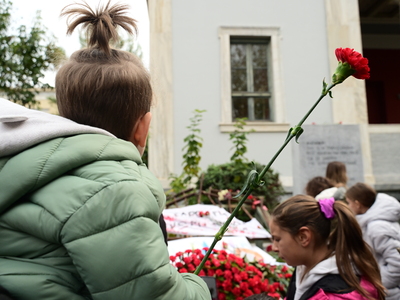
[
  {"xmin": 363, "ymin": 49, "xmax": 400, "ymax": 124},
  {"xmin": 359, "ymin": 0, "xmax": 400, "ymax": 124}
]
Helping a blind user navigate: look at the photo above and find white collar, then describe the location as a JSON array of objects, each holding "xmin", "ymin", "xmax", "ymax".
[{"xmin": 294, "ymin": 255, "xmax": 339, "ymax": 300}]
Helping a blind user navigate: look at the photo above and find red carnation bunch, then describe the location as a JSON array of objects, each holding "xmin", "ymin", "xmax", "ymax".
[{"xmin": 170, "ymin": 248, "xmax": 292, "ymax": 300}]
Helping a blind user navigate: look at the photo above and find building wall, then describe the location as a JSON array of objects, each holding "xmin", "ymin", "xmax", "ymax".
[
  {"xmin": 148, "ymin": 0, "xmax": 384, "ymax": 192},
  {"xmin": 149, "ymin": 0, "xmax": 335, "ymax": 189}
]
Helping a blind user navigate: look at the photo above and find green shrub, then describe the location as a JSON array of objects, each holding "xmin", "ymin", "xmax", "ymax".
[{"xmin": 200, "ymin": 161, "xmax": 284, "ymax": 210}]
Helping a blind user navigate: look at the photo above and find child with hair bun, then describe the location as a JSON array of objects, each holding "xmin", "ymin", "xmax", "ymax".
[
  {"xmin": 346, "ymin": 183, "xmax": 400, "ymax": 300},
  {"xmin": 0, "ymin": 1, "xmax": 210, "ymax": 299},
  {"xmin": 270, "ymin": 195, "xmax": 385, "ymax": 300}
]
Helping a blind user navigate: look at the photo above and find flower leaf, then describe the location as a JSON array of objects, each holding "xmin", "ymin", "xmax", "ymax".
[
  {"xmin": 285, "ymin": 127, "xmax": 293, "ymax": 142},
  {"xmin": 322, "ymin": 79, "xmax": 327, "ymax": 94},
  {"xmin": 233, "ymin": 169, "xmax": 259, "ymax": 199},
  {"xmin": 295, "ymin": 127, "xmax": 304, "ymax": 144}
]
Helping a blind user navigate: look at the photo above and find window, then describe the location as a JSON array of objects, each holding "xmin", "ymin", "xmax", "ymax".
[
  {"xmin": 231, "ymin": 37, "xmax": 271, "ymax": 121},
  {"xmin": 219, "ymin": 27, "xmax": 288, "ymax": 132}
]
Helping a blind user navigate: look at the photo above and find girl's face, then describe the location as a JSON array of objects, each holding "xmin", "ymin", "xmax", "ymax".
[{"xmin": 269, "ymin": 220, "xmax": 305, "ymax": 267}]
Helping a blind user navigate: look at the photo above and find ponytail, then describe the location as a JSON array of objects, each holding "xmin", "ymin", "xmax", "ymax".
[
  {"xmin": 331, "ymin": 201, "xmax": 385, "ymax": 299},
  {"xmin": 61, "ymin": 0, "xmax": 137, "ymax": 56}
]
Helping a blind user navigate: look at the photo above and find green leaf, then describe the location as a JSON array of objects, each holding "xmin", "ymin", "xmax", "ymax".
[{"xmin": 295, "ymin": 127, "xmax": 304, "ymax": 143}]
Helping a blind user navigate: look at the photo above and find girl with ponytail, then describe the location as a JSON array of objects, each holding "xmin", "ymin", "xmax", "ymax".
[{"xmin": 270, "ymin": 195, "xmax": 385, "ymax": 300}]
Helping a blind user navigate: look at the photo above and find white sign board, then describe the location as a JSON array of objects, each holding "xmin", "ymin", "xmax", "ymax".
[{"xmin": 163, "ymin": 204, "xmax": 271, "ymax": 238}]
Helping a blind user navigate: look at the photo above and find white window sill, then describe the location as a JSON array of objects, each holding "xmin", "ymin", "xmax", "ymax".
[{"xmin": 219, "ymin": 122, "xmax": 291, "ymax": 133}]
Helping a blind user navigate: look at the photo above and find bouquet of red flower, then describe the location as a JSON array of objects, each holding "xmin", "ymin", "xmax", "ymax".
[{"xmin": 170, "ymin": 248, "xmax": 293, "ymax": 300}]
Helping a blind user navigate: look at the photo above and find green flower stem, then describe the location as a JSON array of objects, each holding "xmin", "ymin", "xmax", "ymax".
[
  {"xmin": 295, "ymin": 83, "xmax": 338, "ymax": 130},
  {"xmin": 194, "ymin": 82, "xmax": 339, "ymax": 275},
  {"xmin": 194, "ymin": 187, "xmax": 253, "ymax": 274}
]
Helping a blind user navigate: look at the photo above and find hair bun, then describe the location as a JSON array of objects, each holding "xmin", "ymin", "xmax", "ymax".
[{"xmin": 61, "ymin": 0, "xmax": 138, "ymax": 55}]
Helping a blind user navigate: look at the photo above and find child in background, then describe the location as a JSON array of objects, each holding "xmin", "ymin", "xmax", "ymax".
[
  {"xmin": 346, "ymin": 183, "xmax": 400, "ymax": 300},
  {"xmin": 326, "ymin": 161, "xmax": 348, "ymax": 188},
  {"xmin": 305, "ymin": 176, "xmax": 345, "ymax": 201},
  {"xmin": 0, "ymin": 2, "xmax": 210, "ymax": 299},
  {"xmin": 321, "ymin": 161, "xmax": 348, "ymax": 201},
  {"xmin": 305, "ymin": 176, "xmax": 333, "ymax": 198},
  {"xmin": 270, "ymin": 195, "xmax": 385, "ymax": 300}
]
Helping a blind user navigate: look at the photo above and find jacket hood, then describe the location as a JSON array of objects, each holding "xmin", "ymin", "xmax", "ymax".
[
  {"xmin": 356, "ymin": 193, "xmax": 400, "ymax": 228},
  {"xmin": 0, "ymin": 98, "xmax": 114, "ymax": 158},
  {"xmin": 0, "ymin": 99, "xmax": 150, "ymax": 214}
]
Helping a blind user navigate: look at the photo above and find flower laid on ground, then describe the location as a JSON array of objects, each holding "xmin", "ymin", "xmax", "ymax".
[
  {"xmin": 198, "ymin": 211, "xmax": 210, "ymax": 217},
  {"xmin": 171, "ymin": 248, "xmax": 293, "ymax": 300}
]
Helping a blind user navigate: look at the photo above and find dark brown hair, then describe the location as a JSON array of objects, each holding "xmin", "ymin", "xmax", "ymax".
[
  {"xmin": 272, "ymin": 195, "xmax": 385, "ymax": 300},
  {"xmin": 56, "ymin": 1, "xmax": 152, "ymax": 140},
  {"xmin": 326, "ymin": 161, "xmax": 348, "ymax": 187},
  {"xmin": 305, "ymin": 176, "xmax": 334, "ymax": 197},
  {"xmin": 346, "ymin": 182, "xmax": 377, "ymax": 208}
]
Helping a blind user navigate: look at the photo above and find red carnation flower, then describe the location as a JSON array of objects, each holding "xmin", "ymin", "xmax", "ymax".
[
  {"xmin": 187, "ymin": 264, "xmax": 196, "ymax": 272},
  {"xmin": 224, "ymin": 270, "xmax": 233, "ymax": 280},
  {"xmin": 212, "ymin": 259, "xmax": 221, "ymax": 267},
  {"xmin": 268, "ymin": 292, "xmax": 281, "ymax": 299},
  {"xmin": 333, "ymin": 48, "xmax": 370, "ymax": 83},
  {"xmin": 240, "ymin": 281, "xmax": 249, "ymax": 291},
  {"xmin": 222, "ymin": 280, "xmax": 233, "ymax": 291},
  {"xmin": 243, "ymin": 289, "xmax": 253, "ymax": 297},
  {"xmin": 232, "ymin": 287, "xmax": 242, "ymax": 296},
  {"xmin": 234, "ymin": 273, "xmax": 242, "ymax": 283},
  {"xmin": 207, "ymin": 269, "xmax": 215, "ymax": 277},
  {"xmin": 232, "ymin": 266, "xmax": 240, "ymax": 274},
  {"xmin": 240, "ymin": 271, "xmax": 249, "ymax": 280},
  {"xmin": 218, "ymin": 294, "xmax": 226, "ymax": 300}
]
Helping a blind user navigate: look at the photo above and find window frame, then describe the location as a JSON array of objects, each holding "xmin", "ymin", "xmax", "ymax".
[{"xmin": 219, "ymin": 27, "xmax": 288, "ymax": 132}]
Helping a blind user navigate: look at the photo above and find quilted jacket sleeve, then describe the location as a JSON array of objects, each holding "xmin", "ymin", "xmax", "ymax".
[
  {"xmin": 60, "ymin": 179, "xmax": 211, "ymax": 300},
  {"xmin": 368, "ymin": 220, "xmax": 400, "ymax": 289}
]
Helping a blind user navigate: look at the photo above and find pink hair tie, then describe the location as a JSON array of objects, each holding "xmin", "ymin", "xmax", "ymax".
[{"xmin": 318, "ymin": 197, "xmax": 335, "ymax": 219}]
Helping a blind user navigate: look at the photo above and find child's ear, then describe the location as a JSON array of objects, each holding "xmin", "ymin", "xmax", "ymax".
[
  {"xmin": 297, "ymin": 226, "xmax": 312, "ymax": 247},
  {"xmin": 130, "ymin": 112, "xmax": 152, "ymax": 155}
]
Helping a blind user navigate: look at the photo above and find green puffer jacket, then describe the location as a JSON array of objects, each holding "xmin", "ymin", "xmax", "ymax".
[{"xmin": 0, "ymin": 99, "xmax": 211, "ymax": 300}]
